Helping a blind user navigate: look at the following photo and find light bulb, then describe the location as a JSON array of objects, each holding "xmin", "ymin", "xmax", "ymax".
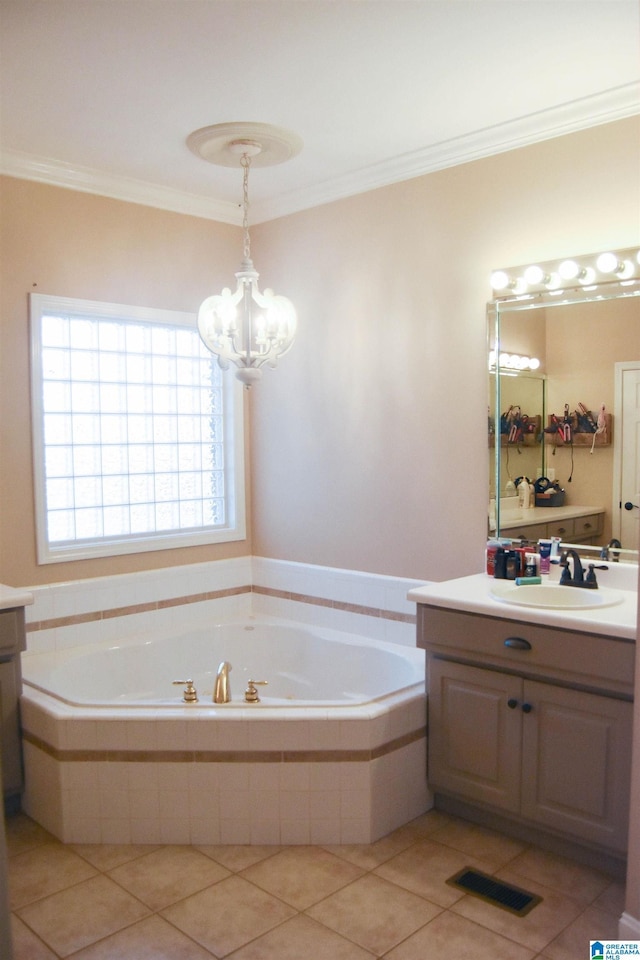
[
  {"xmin": 578, "ymin": 267, "xmax": 596, "ymax": 285},
  {"xmin": 491, "ymin": 270, "xmax": 511, "ymax": 290},
  {"xmin": 619, "ymin": 260, "xmax": 635, "ymax": 279},
  {"xmin": 523, "ymin": 265, "xmax": 546, "ymax": 285},
  {"xmin": 596, "ymin": 252, "xmax": 620, "ymax": 274},
  {"xmin": 528, "ymin": 358, "xmax": 541, "ymax": 370},
  {"xmin": 558, "ymin": 260, "xmax": 580, "ymax": 280}
]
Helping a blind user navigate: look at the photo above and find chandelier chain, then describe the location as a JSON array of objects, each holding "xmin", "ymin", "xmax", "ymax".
[{"xmin": 241, "ymin": 153, "xmax": 251, "ymax": 261}]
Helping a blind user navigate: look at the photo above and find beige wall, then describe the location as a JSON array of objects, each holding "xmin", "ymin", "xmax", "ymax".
[
  {"xmin": 0, "ymin": 178, "xmax": 252, "ymax": 586},
  {"xmin": 1, "ymin": 117, "xmax": 639, "ymax": 586},
  {"xmin": 251, "ymin": 116, "xmax": 640, "ymax": 580}
]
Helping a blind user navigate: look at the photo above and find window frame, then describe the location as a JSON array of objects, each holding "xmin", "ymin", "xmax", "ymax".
[{"xmin": 30, "ymin": 293, "xmax": 246, "ymax": 564}]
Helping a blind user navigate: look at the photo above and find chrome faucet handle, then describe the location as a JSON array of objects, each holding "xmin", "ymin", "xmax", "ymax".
[
  {"xmin": 245, "ymin": 679, "xmax": 268, "ymax": 703},
  {"xmin": 172, "ymin": 679, "xmax": 198, "ymax": 702}
]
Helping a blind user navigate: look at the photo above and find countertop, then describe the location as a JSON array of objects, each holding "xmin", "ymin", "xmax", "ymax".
[
  {"xmin": 408, "ymin": 572, "xmax": 638, "ymax": 641},
  {"xmin": 0, "ymin": 583, "xmax": 34, "ymax": 611}
]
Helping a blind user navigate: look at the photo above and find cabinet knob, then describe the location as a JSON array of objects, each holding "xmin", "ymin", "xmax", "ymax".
[
  {"xmin": 507, "ymin": 698, "xmax": 519, "ymax": 709},
  {"xmin": 522, "ymin": 702, "xmax": 533, "ymax": 713},
  {"xmin": 504, "ymin": 637, "xmax": 532, "ymax": 651}
]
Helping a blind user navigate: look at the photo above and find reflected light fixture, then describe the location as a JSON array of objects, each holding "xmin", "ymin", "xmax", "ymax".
[
  {"xmin": 489, "ymin": 350, "xmax": 541, "ymax": 372},
  {"xmin": 187, "ymin": 122, "xmax": 302, "ymax": 386}
]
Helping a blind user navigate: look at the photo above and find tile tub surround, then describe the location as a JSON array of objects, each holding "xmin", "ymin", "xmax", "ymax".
[
  {"xmin": 23, "ymin": 556, "xmax": 425, "ymax": 655},
  {"xmin": 18, "ymin": 558, "xmax": 430, "ymax": 845}
]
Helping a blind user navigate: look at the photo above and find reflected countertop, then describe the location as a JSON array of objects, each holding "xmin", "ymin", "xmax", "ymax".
[
  {"xmin": 408, "ymin": 572, "xmax": 638, "ymax": 641},
  {"xmin": 490, "ymin": 504, "xmax": 605, "ymax": 532}
]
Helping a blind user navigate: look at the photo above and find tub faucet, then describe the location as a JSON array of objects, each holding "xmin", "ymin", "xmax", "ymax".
[{"xmin": 213, "ymin": 661, "xmax": 232, "ymax": 703}]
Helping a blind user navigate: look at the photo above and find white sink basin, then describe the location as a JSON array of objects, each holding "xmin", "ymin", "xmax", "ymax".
[{"xmin": 490, "ymin": 581, "xmax": 624, "ymax": 610}]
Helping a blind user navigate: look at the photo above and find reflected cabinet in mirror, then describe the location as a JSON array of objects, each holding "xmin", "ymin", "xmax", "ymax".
[{"xmin": 488, "ymin": 246, "xmax": 640, "ymax": 558}]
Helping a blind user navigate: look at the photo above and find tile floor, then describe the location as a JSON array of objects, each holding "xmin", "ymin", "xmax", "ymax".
[{"xmin": 6, "ymin": 809, "xmax": 624, "ymax": 959}]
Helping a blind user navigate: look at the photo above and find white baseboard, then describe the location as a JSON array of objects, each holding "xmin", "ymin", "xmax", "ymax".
[{"xmin": 618, "ymin": 911, "xmax": 640, "ymax": 939}]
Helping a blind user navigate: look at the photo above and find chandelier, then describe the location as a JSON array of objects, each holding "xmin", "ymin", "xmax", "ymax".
[{"xmin": 187, "ymin": 122, "xmax": 302, "ymax": 386}]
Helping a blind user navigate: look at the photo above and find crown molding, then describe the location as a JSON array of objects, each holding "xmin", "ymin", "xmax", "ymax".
[
  {"xmin": 1, "ymin": 83, "xmax": 638, "ymax": 225},
  {"xmin": 252, "ymin": 82, "xmax": 640, "ymax": 222},
  {"xmin": 0, "ymin": 150, "xmax": 242, "ymax": 225}
]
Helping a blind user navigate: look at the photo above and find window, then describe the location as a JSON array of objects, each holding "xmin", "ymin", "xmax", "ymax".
[{"xmin": 30, "ymin": 294, "xmax": 245, "ymax": 563}]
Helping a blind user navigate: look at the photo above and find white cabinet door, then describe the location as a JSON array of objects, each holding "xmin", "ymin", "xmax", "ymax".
[
  {"xmin": 429, "ymin": 659, "xmax": 521, "ymax": 812},
  {"xmin": 521, "ymin": 681, "xmax": 632, "ymax": 852}
]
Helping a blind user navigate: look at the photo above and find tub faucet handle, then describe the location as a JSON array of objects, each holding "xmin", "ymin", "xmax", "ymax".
[
  {"xmin": 172, "ymin": 679, "xmax": 198, "ymax": 703},
  {"xmin": 245, "ymin": 679, "xmax": 268, "ymax": 703}
]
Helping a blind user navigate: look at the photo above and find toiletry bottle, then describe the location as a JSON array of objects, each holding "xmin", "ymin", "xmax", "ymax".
[
  {"xmin": 486, "ymin": 540, "xmax": 498, "ymax": 576},
  {"xmin": 505, "ymin": 551, "xmax": 519, "ymax": 580},
  {"xmin": 538, "ymin": 539, "xmax": 552, "ymax": 574},
  {"xmin": 525, "ymin": 553, "xmax": 537, "ymax": 577}
]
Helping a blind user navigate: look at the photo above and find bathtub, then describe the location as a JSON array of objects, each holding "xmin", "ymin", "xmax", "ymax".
[
  {"xmin": 20, "ymin": 617, "xmax": 431, "ymax": 846},
  {"xmin": 22, "ymin": 618, "xmax": 423, "ymax": 708}
]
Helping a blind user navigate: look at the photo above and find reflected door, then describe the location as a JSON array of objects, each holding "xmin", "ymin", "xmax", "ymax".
[{"xmin": 614, "ymin": 362, "xmax": 640, "ymax": 550}]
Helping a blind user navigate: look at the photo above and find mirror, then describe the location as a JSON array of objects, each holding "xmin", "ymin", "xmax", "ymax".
[{"xmin": 488, "ymin": 246, "xmax": 640, "ymax": 558}]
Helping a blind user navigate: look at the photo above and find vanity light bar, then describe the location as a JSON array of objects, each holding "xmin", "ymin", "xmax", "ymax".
[
  {"xmin": 488, "ymin": 350, "xmax": 540, "ymax": 372},
  {"xmin": 491, "ymin": 247, "xmax": 640, "ymax": 296}
]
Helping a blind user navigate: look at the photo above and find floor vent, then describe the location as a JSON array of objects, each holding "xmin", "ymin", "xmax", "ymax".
[{"xmin": 447, "ymin": 867, "xmax": 542, "ymax": 917}]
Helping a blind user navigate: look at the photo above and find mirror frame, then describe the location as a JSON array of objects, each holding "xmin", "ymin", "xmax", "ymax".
[{"xmin": 488, "ymin": 246, "xmax": 640, "ymax": 553}]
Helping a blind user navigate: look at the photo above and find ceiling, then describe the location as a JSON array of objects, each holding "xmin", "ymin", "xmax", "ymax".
[{"xmin": 1, "ymin": 1, "xmax": 639, "ymax": 225}]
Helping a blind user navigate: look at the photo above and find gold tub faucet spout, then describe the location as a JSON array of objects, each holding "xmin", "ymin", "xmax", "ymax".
[{"xmin": 213, "ymin": 661, "xmax": 232, "ymax": 703}]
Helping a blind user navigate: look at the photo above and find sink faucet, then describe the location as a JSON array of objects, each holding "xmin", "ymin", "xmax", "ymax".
[
  {"xmin": 213, "ymin": 661, "xmax": 232, "ymax": 703},
  {"xmin": 559, "ymin": 549, "xmax": 585, "ymax": 587},
  {"xmin": 600, "ymin": 538, "xmax": 622, "ymax": 562},
  {"xmin": 559, "ymin": 550, "xmax": 607, "ymax": 589}
]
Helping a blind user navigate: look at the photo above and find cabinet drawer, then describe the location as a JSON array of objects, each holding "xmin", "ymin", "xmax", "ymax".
[
  {"xmin": 419, "ymin": 605, "xmax": 634, "ymax": 694},
  {"xmin": 546, "ymin": 517, "xmax": 574, "ymax": 539},
  {"xmin": 573, "ymin": 513, "xmax": 603, "ymax": 539},
  {"xmin": 501, "ymin": 521, "xmax": 548, "ymax": 541}
]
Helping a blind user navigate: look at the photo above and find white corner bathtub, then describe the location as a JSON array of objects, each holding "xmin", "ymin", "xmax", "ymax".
[
  {"xmin": 22, "ymin": 618, "xmax": 423, "ymax": 708},
  {"xmin": 20, "ymin": 617, "xmax": 431, "ymax": 846}
]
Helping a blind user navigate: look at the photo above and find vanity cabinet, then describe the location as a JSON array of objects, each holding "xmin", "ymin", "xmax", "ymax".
[
  {"xmin": 419, "ymin": 605, "xmax": 634, "ymax": 855},
  {"xmin": 0, "ymin": 608, "xmax": 26, "ymax": 810}
]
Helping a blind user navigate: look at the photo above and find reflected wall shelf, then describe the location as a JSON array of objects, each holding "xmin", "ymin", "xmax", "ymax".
[{"xmin": 545, "ymin": 414, "xmax": 612, "ymax": 448}]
